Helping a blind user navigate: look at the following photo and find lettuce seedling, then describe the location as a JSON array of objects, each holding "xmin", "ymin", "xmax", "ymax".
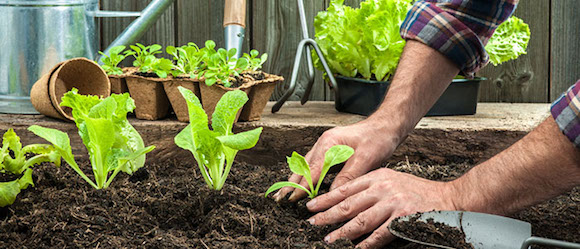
[
  {"xmin": 197, "ymin": 40, "xmax": 250, "ymax": 87},
  {"xmin": 485, "ymin": 16, "xmax": 531, "ymax": 66},
  {"xmin": 174, "ymin": 87, "xmax": 262, "ymax": 190},
  {"xmin": 98, "ymin": 45, "xmax": 128, "ymax": 76},
  {"xmin": 265, "ymin": 145, "xmax": 354, "ymax": 199},
  {"xmin": 125, "ymin": 43, "xmax": 172, "ymax": 78},
  {"xmin": 167, "ymin": 43, "xmax": 204, "ymax": 78},
  {"xmin": 0, "ymin": 129, "xmax": 61, "ymax": 207},
  {"xmin": 28, "ymin": 89, "xmax": 155, "ymax": 189},
  {"xmin": 243, "ymin": 49, "xmax": 268, "ymax": 72}
]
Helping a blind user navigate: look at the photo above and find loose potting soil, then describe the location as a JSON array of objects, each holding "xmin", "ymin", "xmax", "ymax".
[
  {"xmin": 390, "ymin": 215, "xmax": 474, "ymax": 249},
  {"xmin": 0, "ymin": 158, "xmax": 578, "ymax": 248}
]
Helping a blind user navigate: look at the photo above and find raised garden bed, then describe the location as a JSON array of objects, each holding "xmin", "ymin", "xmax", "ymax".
[{"xmin": 0, "ymin": 102, "xmax": 576, "ymax": 248}]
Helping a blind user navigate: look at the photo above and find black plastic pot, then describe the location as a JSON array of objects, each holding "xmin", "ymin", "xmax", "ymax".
[{"xmin": 334, "ymin": 75, "xmax": 485, "ymax": 116}]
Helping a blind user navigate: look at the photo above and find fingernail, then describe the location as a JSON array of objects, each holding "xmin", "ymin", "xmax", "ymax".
[
  {"xmin": 324, "ymin": 235, "xmax": 331, "ymax": 243},
  {"xmin": 306, "ymin": 199, "xmax": 317, "ymax": 209},
  {"xmin": 307, "ymin": 217, "xmax": 315, "ymax": 225}
]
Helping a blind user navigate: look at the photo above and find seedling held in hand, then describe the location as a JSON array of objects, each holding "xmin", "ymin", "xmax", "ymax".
[{"xmin": 265, "ymin": 145, "xmax": 354, "ymax": 199}]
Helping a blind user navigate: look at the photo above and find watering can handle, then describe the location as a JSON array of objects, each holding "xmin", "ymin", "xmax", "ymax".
[
  {"xmin": 520, "ymin": 237, "xmax": 580, "ymax": 249},
  {"xmin": 97, "ymin": 0, "xmax": 175, "ymax": 64}
]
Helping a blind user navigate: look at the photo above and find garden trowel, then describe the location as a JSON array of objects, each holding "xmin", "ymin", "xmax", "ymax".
[
  {"xmin": 224, "ymin": 0, "xmax": 246, "ymax": 59},
  {"xmin": 388, "ymin": 210, "xmax": 580, "ymax": 249}
]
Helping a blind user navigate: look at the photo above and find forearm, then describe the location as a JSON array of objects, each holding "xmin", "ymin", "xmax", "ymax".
[
  {"xmin": 362, "ymin": 40, "xmax": 460, "ymax": 146},
  {"xmin": 450, "ymin": 117, "xmax": 580, "ymax": 215}
]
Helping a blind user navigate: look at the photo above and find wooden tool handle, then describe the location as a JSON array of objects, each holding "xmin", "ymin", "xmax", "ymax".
[{"xmin": 224, "ymin": 0, "xmax": 247, "ymax": 28}]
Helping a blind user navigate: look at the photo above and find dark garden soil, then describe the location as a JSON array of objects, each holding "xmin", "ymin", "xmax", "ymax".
[
  {"xmin": 135, "ymin": 72, "xmax": 161, "ymax": 78},
  {"xmin": 0, "ymin": 157, "xmax": 578, "ymax": 248},
  {"xmin": 390, "ymin": 215, "xmax": 474, "ymax": 249}
]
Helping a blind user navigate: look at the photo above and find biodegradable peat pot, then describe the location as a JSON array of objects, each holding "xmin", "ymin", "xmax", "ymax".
[
  {"xmin": 162, "ymin": 77, "xmax": 201, "ymax": 122},
  {"xmin": 199, "ymin": 73, "xmax": 283, "ymax": 122},
  {"xmin": 126, "ymin": 74, "xmax": 171, "ymax": 120},
  {"xmin": 31, "ymin": 58, "xmax": 110, "ymax": 121},
  {"xmin": 334, "ymin": 75, "xmax": 485, "ymax": 116},
  {"xmin": 239, "ymin": 73, "xmax": 284, "ymax": 121},
  {"xmin": 199, "ymin": 82, "xmax": 251, "ymax": 121},
  {"xmin": 109, "ymin": 67, "xmax": 137, "ymax": 94},
  {"xmin": 30, "ymin": 62, "xmax": 66, "ymax": 120}
]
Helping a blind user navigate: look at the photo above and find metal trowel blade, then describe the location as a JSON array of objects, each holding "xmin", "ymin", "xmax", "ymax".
[{"xmin": 388, "ymin": 211, "xmax": 531, "ymax": 249}]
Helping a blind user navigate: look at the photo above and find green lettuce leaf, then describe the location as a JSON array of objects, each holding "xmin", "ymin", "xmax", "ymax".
[
  {"xmin": 312, "ymin": 0, "xmax": 413, "ymax": 81},
  {"xmin": 175, "ymin": 87, "xmax": 262, "ymax": 190},
  {"xmin": 0, "ymin": 168, "xmax": 34, "ymax": 207},
  {"xmin": 485, "ymin": 16, "xmax": 531, "ymax": 66}
]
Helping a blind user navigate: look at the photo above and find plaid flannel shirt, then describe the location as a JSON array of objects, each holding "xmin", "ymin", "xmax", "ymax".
[{"xmin": 400, "ymin": 0, "xmax": 580, "ymax": 148}]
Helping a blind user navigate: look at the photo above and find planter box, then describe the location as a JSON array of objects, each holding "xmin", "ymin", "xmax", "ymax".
[
  {"xmin": 162, "ymin": 77, "xmax": 201, "ymax": 122},
  {"xmin": 199, "ymin": 73, "xmax": 283, "ymax": 122},
  {"xmin": 126, "ymin": 74, "xmax": 171, "ymax": 120},
  {"xmin": 334, "ymin": 75, "xmax": 484, "ymax": 116}
]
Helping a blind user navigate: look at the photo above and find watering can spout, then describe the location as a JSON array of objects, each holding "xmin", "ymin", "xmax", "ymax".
[{"xmin": 99, "ymin": 0, "xmax": 175, "ymax": 64}]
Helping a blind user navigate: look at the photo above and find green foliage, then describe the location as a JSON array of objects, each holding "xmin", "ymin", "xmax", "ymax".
[
  {"xmin": 98, "ymin": 45, "xmax": 128, "ymax": 76},
  {"xmin": 166, "ymin": 42, "xmax": 204, "ymax": 78},
  {"xmin": 197, "ymin": 40, "xmax": 250, "ymax": 87},
  {"xmin": 125, "ymin": 43, "xmax": 172, "ymax": 78},
  {"xmin": 242, "ymin": 49, "xmax": 268, "ymax": 72},
  {"xmin": 0, "ymin": 129, "xmax": 61, "ymax": 207},
  {"xmin": 485, "ymin": 16, "xmax": 531, "ymax": 66},
  {"xmin": 174, "ymin": 87, "xmax": 262, "ymax": 190},
  {"xmin": 265, "ymin": 145, "xmax": 354, "ymax": 199},
  {"xmin": 28, "ymin": 89, "xmax": 155, "ymax": 189},
  {"xmin": 312, "ymin": 0, "xmax": 413, "ymax": 81}
]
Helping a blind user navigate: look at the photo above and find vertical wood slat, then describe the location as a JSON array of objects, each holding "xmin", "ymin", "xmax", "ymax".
[
  {"xmin": 477, "ymin": 0, "xmax": 549, "ymax": 103},
  {"xmin": 99, "ymin": 0, "xmax": 175, "ymax": 66},
  {"xmin": 550, "ymin": 1, "xmax": 580, "ymax": 101},
  {"xmin": 252, "ymin": 0, "xmax": 328, "ymax": 101},
  {"xmin": 175, "ymin": 0, "xmax": 250, "ymax": 53}
]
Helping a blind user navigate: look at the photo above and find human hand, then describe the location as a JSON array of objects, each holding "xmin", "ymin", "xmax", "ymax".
[
  {"xmin": 272, "ymin": 121, "xmax": 401, "ymax": 202},
  {"xmin": 305, "ymin": 168, "xmax": 458, "ymax": 249}
]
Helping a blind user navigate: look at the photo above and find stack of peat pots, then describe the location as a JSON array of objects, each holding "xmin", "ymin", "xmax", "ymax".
[{"xmin": 31, "ymin": 58, "xmax": 111, "ymax": 121}]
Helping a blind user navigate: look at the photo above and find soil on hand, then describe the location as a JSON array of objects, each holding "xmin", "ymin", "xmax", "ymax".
[
  {"xmin": 390, "ymin": 214, "xmax": 474, "ymax": 249},
  {"xmin": 0, "ymin": 158, "xmax": 577, "ymax": 248}
]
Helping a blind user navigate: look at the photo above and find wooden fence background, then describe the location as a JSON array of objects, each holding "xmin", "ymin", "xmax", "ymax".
[{"xmin": 100, "ymin": 0, "xmax": 580, "ymax": 103}]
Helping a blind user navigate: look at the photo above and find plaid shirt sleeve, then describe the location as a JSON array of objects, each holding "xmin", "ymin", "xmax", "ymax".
[
  {"xmin": 399, "ymin": 0, "xmax": 518, "ymax": 78},
  {"xmin": 551, "ymin": 80, "xmax": 580, "ymax": 148}
]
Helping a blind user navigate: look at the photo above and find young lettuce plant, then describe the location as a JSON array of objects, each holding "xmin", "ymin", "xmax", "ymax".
[
  {"xmin": 125, "ymin": 43, "xmax": 172, "ymax": 78},
  {"xmin": 174, "ymin": 86, "xmax": 262, "ymax": 190},
  {"xmin": 242, "ymin": 49, "xmax": 268, "ymax": 72},
  {"xmin": 166, "ymin": 43, "xmax": 203, "ymax": 78},
  {"xmin": 0, "ymin": 129, "xmax": 61, "ymax": 207},
  {"xmin": 98, "ymin": 45, "xmax": 128, "ymax": 75},
  {"xmin": 198, "ymin": 41, "xmax": 250, "ymax": 87},
  {"xmin": 28, "ymin": 89, "xmax": 155, "ymax": 189},
  {"xmin": 265, "ymin": 145, "xmax": 354, "ymax": 199}
]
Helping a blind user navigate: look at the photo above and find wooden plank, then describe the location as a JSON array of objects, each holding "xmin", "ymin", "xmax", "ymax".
[
  {"xmin": 478, "ymin": 0, "xmax": 549, "ymax": 103},
  {"xmin": 99, "ymin": 0, "xmax": 175, "ymax": 65},
  {"xmin": 550, "ymin": 1, "xmax": 580, "ymax": 101},
  {"xmin": 252, "ymin": 0, "xmax": 329, "ymax": 101},
  {"xmin": 175, "ymin": 0, "xmax": 251, "ymax": 53}
]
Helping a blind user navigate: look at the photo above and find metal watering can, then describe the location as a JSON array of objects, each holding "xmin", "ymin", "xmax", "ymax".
[{"xmin": 0, "ymin": 0, "xmax": 174, "ymax": 114}]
